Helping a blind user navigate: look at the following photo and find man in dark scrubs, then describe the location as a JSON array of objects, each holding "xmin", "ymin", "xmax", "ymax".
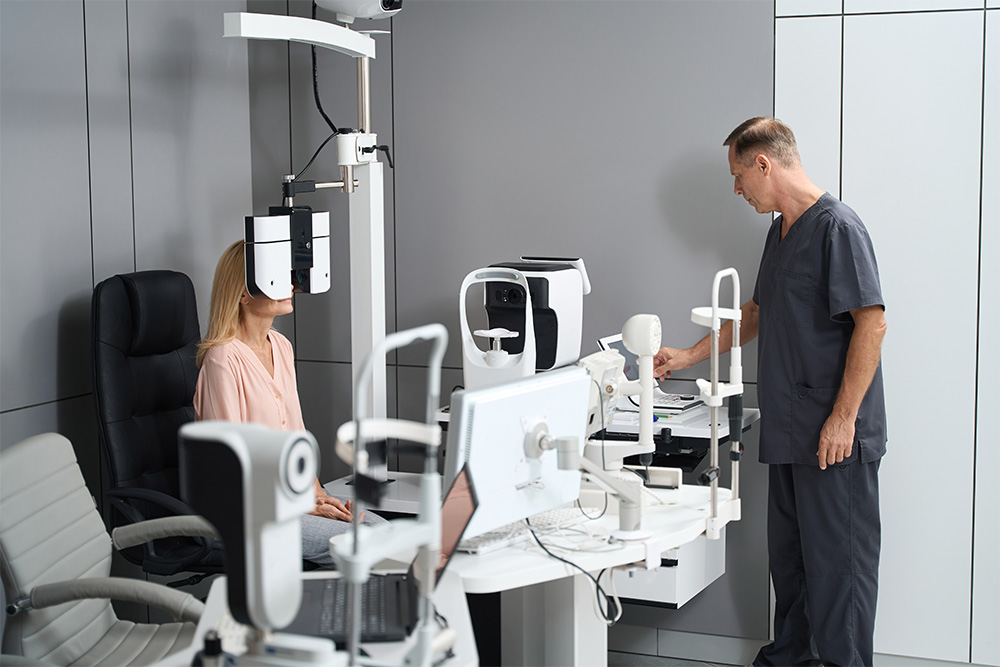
[{"xmin": 654, "ymin": 117, "xmax": 887, "ymax": 666}]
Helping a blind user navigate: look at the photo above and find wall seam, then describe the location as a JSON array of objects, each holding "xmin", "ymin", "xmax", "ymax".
[
  {"xmin": 390, "ymin": 15, "xmax": 400, "ymax": 434},
  {"xmin": 125, "ymin": 0, "xmax": 136, "ymax": 272},
  {"xmin": 286, "ymin": 0, "xmax": 298, "ymax": 356},
  {"xmin": 83, "ymin": 0, "xmax": 95, "ymax": 289},
  {"xmin": 969, "ymin": 6, "xmax": 987, "ymax": 662},
  {"xmin": 840, "ymin": 1, "xmax": 845, "ymax": 202},
  {"xmin": 0, "ymin": 393, "xmax": 93, "ymax": 415}
]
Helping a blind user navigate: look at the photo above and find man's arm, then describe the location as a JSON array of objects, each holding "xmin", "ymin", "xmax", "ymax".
[
  {"xmin": 816, "ymin": 304, "xmax": 887, "ymax": 469},
  {"xmin": 653, "ymin": 300, "xmax": 760, "ymax": 378}
]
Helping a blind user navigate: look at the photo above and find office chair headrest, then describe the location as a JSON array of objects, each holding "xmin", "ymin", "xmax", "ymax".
[{"xmin": 121, "ymin": 271, "xmax": 200, "ymax": 357}]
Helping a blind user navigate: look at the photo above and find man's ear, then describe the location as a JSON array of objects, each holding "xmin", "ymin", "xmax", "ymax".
[{"xmin": 755, "ymin": 154, "xmax": 771, "ymax": 175}]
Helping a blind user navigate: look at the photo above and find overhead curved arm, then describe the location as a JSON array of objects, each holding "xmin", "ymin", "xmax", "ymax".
[{"xmin": 224, "ymin": 13, "xmax": 376, "ymax": 59}]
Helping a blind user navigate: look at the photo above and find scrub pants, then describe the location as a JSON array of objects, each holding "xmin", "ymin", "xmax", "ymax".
[{"xmin": 754, "ymin": 460, "xmax": 881, "ymax": 667}]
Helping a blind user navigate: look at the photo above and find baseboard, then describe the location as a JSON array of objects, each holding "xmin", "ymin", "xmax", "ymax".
[
  {"xmin": 609, "ymin": 625, "xmax": 765, "ymax": 666},
  {"xmin": 608, "ymin": 625, "xmax": 997, "ymax": 667}
]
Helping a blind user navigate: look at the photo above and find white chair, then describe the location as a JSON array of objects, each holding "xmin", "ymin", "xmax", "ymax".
[{"xmin": 1, "ymin": 433, "xmax": 205, "ymax": 665}]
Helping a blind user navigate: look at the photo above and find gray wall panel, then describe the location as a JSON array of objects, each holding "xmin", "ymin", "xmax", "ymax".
[
  {"xmin": 0, "ymin": 0, "xmax": 93, "ymax": 412},
  {"xmin": 86, "ymin": 0, "xmax": 136, "ymax": 283},
  {"xmin": 396, "ymin": 365, "xmax": 465, "ymax": 473},
  {"xmin": 297, "ymin": 360, "xmax": 398, "ymax": 483},
  {"xmin": 127, "ymin": 0, "xmax": 253, "ymax": 332},
  {"xmin": 283, "ymin": 0, "xmax": 397, "ymax": 365},
  {"xmin": 384, "ymin": 0, "xmax": 773, "ymax": 642},
  {"xmin": 0, "ymin": 397, "xmax": 100, "ymax": 513},
  {"xmin": 390, "ymin": 0, "xmax": 771, "ymax": 387},
  {"xmin": 248, "ymin": 0, "xmax": 296, "ymax": 343}
]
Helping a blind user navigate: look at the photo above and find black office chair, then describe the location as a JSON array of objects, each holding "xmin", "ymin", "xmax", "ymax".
[{"xmin": 91, "ymin": 270, "xmax": 224, "ymax": 586}]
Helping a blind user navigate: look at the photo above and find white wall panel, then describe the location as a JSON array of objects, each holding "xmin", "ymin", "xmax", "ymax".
[
  {"xmin": 843, "ymin": 10, "xmax": 983, "ymax": 662},
  {"xmin": 775, "ymin": 16, "xmax": 843, "ymax": 197},
  {"xmin": 973, "ymin": 12, "xmax": 999, "ymax": 666},
  {"xmin": 846, "ymin": 0, "xmax": 983, "ymax": 11},
  {"xmin": 777, "ymin": 0, "xmax": 844, "ymax": 16}
]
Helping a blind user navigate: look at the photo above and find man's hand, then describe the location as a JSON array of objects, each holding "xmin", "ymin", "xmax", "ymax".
[
  {"xmin": 817, "ymin": 413, "xmax": 855, "ymax": 470},
  {"xmin": 653, "ymin": 347, "xmax": 691, "ymax": 380}
]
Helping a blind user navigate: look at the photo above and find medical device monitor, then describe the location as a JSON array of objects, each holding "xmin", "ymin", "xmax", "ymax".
[{"xmin": 443, "ymin": 366, "xmax": 591, "ymax": 540}]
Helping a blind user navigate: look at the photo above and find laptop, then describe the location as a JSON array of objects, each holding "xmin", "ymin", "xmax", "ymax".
[
  {"xmin": 597, "ymin": 333, "xmax": 703, "ymax": 412},
  {"xmin": 283, "ymin": 466, "xmax": 478, "ymax": 646}
]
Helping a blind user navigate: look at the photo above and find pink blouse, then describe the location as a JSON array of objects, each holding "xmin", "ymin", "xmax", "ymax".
[{"xmin": 194, "ymin": 330, "xmax": 305, "ymax": 431}]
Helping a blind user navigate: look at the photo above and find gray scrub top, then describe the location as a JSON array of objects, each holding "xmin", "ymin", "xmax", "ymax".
[{"xmin": 752, "ymin": 193, "xmax": 887, "ymax": 465}]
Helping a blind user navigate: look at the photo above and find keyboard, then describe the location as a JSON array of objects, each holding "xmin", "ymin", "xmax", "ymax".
[
  {"xmin": 457, "ymin": 506, "xmax": 602, "ymax": 555},
  {"xmin": 317, "ymin": 576, "xmax": 389, "ymax": 637}
]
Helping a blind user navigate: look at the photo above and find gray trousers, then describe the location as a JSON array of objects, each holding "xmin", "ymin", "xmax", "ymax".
[
  {"xmin": 300, "ymin": 502, "xmax": 389, "ymax": 568},
  {"xmin": 755, "ymin": 460, "xmax": 881, "ymax": 667}
]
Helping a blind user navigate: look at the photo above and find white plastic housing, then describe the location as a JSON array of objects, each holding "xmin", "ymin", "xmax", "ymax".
[
  {"xmin": 245, "ymin": 211, "xmax": 331, "ymax": 300},
  {"xmin": 460, "ymin": 268, "xmax": 536, "ymax": 390}
]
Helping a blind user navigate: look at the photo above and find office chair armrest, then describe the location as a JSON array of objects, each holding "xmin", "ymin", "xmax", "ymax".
[
  {"xmin": 112, "ymin": 516, "xmax": 219, "ymax": 550},
  {"xmin": 106, "ymin": 487, "xmax": 197, "ymax": 516},
  {"xmin": 14, "ymin": 577, "xmax": 204, "ymax": 623}
]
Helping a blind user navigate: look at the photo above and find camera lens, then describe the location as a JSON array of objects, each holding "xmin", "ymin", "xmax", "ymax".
[{"xmin": 509, "ymin": 290, "xmax": 521, "ymax": 304}]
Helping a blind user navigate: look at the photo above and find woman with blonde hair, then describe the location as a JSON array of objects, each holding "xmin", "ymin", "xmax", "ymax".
[{"xmin": 194, "ymin": 240, "xmax": 385, "ymax": 567}]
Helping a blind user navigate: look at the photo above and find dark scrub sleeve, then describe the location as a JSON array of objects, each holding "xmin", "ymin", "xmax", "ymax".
[{"xmin": 826, "ymin": 223, "xmax": 884, "ymax": 323}]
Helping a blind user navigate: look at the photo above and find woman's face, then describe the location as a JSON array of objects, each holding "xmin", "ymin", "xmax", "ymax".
[{"xmin": 240, "ymin": 291, "xmax": 294, "ymax": 320}]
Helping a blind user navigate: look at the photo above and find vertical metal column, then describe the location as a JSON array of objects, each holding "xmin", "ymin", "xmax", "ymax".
[{"xmin": 349, "ymin": 54, "xmax": 386, "ymax": 428}]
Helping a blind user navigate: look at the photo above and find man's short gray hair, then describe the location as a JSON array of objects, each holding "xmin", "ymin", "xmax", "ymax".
[{"xmin": 724, "ymin": 117, "xmax": 801, "ymax": 168}]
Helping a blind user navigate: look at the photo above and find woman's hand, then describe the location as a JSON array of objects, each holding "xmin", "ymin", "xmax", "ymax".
[{"xmin": 311, "ymin": 494, "xmax": 365, "ymax": 522}]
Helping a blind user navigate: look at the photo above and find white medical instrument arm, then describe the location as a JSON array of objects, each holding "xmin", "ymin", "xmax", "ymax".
[
  {"xmin": 690, "ymin": 268, "xmax": 744, "ymax": 540},
  {"xmin": 333, "ymin": 323, "xmax": 452, "ymax": 667},
  {"xmin": 527, "ymin": 433, "xmax": 645, "ymax": 534},
  {"xmin": 226, "ymin": 9, "xmax": 390, "ymax": 447},
  {"xmin": 583, "ymin": 315, "xmax": 660, "ymax": 471}
]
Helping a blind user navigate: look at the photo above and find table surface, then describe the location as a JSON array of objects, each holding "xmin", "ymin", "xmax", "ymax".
[{"xmin": 448, "ymin": 484, "xmax": 733, "ymax": 594}]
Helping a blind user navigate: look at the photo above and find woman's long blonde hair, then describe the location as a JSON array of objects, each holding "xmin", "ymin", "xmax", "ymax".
[{"xmin": 197, "ymin": 240, "xmax": 246, "ymax": 367}]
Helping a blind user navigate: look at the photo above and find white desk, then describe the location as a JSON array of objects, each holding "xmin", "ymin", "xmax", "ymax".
[
  {"xmin": 600, "ymin": 404, "xmax": 759, "ymax": 438},
  {"xmin": 157, "ymin": 570, "xmax": 477, "ymax": 666},
  {"xmin": 448, "ymin": 485, "xmax": 733, "ymax": 666},
  {"xmin": 325, "ymin": 407, "xmax": 759, "ymax": 515}
]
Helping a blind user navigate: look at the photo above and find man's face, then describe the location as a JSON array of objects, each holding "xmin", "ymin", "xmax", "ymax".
[{"xmin": 728, "ymin": 144, "xmax": 772, "ymax": 214}]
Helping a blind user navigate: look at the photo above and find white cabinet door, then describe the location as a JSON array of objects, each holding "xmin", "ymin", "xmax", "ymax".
[
  {"xmin": 843, "ymin": 10, "xmax": 983, "ymax": 663},
  {"xmin": 846, "ymin": 0, "xmax": 983, "ymax": 12},
  {"xmin": 973, "ymin": 11, "xmax": 1000, "ymax": 667},
  {"xmin": 775, "ymin": 16, "xmax": 843, "ymax": 198}
]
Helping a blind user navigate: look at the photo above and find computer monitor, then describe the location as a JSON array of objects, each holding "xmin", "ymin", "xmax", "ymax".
[{"xmin": 443, "ymin": 366, "xmax": 592, "ymax": 539}]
